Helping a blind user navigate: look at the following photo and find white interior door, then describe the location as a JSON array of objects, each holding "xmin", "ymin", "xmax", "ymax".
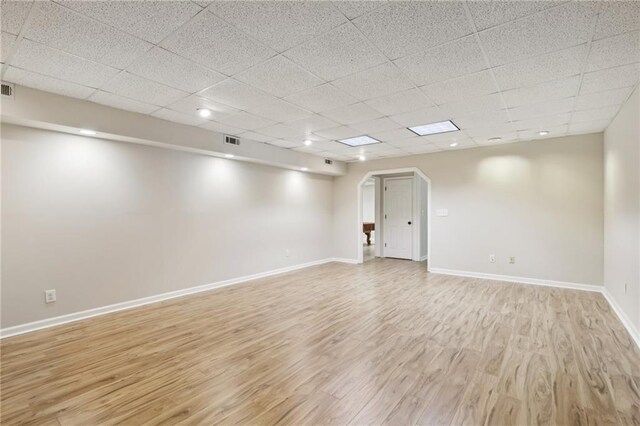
[{"xmin": 383, "ymin": 177, "xmax": 413, "ymax": 259}]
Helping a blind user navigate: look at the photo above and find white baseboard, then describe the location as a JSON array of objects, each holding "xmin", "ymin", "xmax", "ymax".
[
  {"xmin": 430, "ymin": 267, "xmax": 638, "ymax": 350},
  {"xmin": 1, "ymin": 257, "xmax": 351, "ymax": 339},
  {"xmin": 429, "ymin": 268, "xmax": 602, "ymax": 292},
  {"xmin": 602, "ymin": 288, "xmax": 640, "ymax": 350},
  {"xmin": 331, "ymin": 257, "xmax": 359, "ymax": 264},
  {"xmin": 4, "ymin": 260, "xmax": 637, "ymax": 352}
]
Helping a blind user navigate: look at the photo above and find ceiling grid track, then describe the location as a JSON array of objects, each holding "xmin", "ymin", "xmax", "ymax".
[
  {"xmin": 461, "ymin": 1, "xmax": 515, "ymax": 132},
  {"xmin": 333, "ymin": 4, "xmax": 472, "ymax": 154},
  {"xmin": 0, "ymin": 0, "xmax": 38, "ymax": 79},
  {"xmin": 568, "ymin": 3, "xmax": 601, "ymax": 129},
  {"xmin": 2, "ymin": 0, "xmax": 637, "ymax": 161}
]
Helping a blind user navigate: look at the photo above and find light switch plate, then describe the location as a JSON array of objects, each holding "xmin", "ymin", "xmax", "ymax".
[{"xmin": 436, "ymin": 209, "xmax": 449, "ymax": 217}]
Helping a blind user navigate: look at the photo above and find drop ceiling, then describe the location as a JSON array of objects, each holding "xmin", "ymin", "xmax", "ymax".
[{"xmin": 1, "ymin": 1, "xmax": 638, "ymax": 162}]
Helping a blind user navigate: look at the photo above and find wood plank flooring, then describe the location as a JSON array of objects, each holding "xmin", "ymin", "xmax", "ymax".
[{"xmin": 2, "ymin": 258, "xmax": 639, "ymax": 425}]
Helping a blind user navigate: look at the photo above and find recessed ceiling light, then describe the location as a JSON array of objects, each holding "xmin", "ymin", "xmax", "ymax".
[
  {"xmin": 300, "ymin": 167, "xmax": 308, "ymax": 171},
  {"xmin": 197, "ymin": 108, "xmax": 211, "ymax": 118},
  {"xmin": 338, "ymin": 135, "xmax": 380, "ymax": 147},
  {"xmin": 225, "ymin": 154, "xmax": 234, "ymax": 158},
  {"xmin": 488, "ymin": 137, "xmax": 502, "ymax": 142},
  {"xmin": 359, "ymin": 155, "xmax": 366, "ymax": 161},
  {"xmin": 538, "ymin": 130, "xmax": 550, "ymax": 136},
  {"xmin": 304, "ymin": 139, "xmax": 313, "ymax": 146},
  {"xmin": 449, "ymin": 142, "xmax": 459, "ymax": 147},
  {"xmin": 79, "ymin": 129, "xmax": 96, "ymax": 135},
  {"xmin": 408, "ymin": 120, "xmax": 459, "ymax": 136}
]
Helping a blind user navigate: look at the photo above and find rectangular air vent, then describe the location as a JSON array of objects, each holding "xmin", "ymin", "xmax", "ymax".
[
  {"xmin": 224, "ymin": 135, "xmax": 240, "ymax": 146},
  {"xmin": 324, "ymin": 159, "xmax": 333, "ymax": 165},
  {"xmin": 1, "ymin": 82, "xmax": 15, "ymax": 99}
]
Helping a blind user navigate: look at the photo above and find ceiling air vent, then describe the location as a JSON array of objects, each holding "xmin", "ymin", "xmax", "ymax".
[
  {"xmin": 324, "ymin": 159, "xmax": 333, "ymax": 165},
  {"xmin": 1, "ymin": 82, "xmax": 15, "ymax": 99},
  {"xmin": 224, "ymin": 135, "xmax": 240, "ymax": 146}
]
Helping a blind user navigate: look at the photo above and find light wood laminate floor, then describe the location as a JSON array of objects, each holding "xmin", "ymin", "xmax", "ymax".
[
  {"xmin": 363, "ymin": 244, "xmax": 375, "ymax": 262},
  {"xmin": 2, "ymin": 259, "xmax": 639, "ymax": 425}
]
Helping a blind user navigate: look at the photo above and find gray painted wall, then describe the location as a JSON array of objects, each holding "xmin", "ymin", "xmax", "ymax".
[
  {"xmin": 333, "ymin": 133, "xmax": 605, "ymax": 286},
  {"xmin": 604, "ymin": 86, "xmax": 640, "ymax": 332},
  {"xmin": 2, "ymin": 124, "xmax": 334, "ymax": 327}
]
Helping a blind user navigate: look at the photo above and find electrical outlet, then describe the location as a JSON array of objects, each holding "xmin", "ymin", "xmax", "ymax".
[
  {"xmin": 285, "ymin": 249, "xmax": 290, "ymax": 258},
  {"xmin": 489, "ymin": 254, "xmax": 496, "ymax": 263},
  {"xmin": 45, "ymin": 289, "xmax": 56, "ymax": 303},
  {"xmin": 509, "ymin": 256, "xmax": 516, "ymax": 264}
]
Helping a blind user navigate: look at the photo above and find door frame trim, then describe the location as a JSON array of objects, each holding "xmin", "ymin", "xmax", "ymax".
[{"xmin": 357, "ymin": 167, "xmax": 432, "ymax": 267}]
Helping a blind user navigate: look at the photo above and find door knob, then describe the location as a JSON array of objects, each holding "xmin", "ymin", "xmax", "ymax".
[{"xmin": 408, "ymin": 221, "xmax": 412, "ymax": 225}]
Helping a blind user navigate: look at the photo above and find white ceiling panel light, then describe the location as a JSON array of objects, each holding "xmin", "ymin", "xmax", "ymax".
[
  {"xmin": 338, "ymin": 135, "xmax": 381, "ymax": 147},
  {"xmin": 408, "ymin": 120, "xmax": 460, "ymax": 136},
  {"xmin": 79, "ymin": 129, "xmax": 96, "ymax": 135},
  {"xmin": 304, "ymin": 139, "xmax": 313, "ymax": 146},
  {"xmin": 359, "ymin": 155, "xmax": 366, "ymax": 161}
]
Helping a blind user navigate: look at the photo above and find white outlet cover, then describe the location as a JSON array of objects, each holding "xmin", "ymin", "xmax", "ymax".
[
  {"xmin": 45, "ymin": 289, "xmax": 56, "ymax": 303},
  {"xmin": 436, "ymin": 209, "xmax": 449, "ymax": 217}
]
